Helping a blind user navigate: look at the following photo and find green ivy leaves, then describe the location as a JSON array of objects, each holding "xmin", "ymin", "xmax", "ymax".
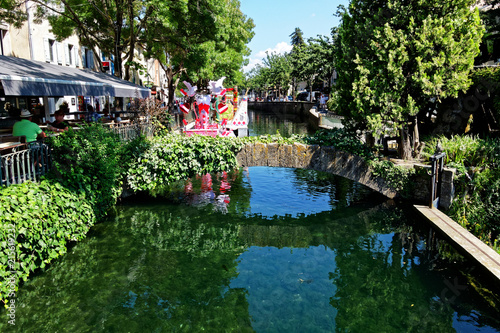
[{"xmin": 0, "ymin": 180, "xmax": 95, "ymax": 304}]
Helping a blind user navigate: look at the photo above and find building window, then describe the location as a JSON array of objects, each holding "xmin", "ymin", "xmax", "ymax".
[
  {"xmin": 65, "ymin": 43, "xmax": 75, "ymax": 66},
  {"xmin": 49, "ymin": 40, "xmax": 55, "ymax": 62},
  {"xmin": 82, "ymin": 47, "xmax": 94, "ymax": 69},
  {"xmin": 68, "ymin": 44, "xmax": 73, "ymax": 65},
  {"xmin": 44, "ymin": 38, "xmax": 59, "ymax": 63}
]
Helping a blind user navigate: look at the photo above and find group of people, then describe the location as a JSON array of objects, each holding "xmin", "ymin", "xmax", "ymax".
[
  {"xmin": 11, "ymin": 103, "xmax": 124, "ymax": 144},
  {"xmin": 85, "ymin": 105, "xmax": 122, "ymax": 123},
  {"xmin": 12, "ymin": 109, "xmax": 68, "ymax": 143}
]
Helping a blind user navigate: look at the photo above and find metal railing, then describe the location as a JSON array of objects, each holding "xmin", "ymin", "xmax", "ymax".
[
  {"xmin": 0, "ymin": 123, "xmax": 153, "ymax": 188},
  {"xmin": 110, "ymin": 122, "xmax": 154, "ymax": 141},
  {"xmin": 429, "ymin": 151, "xmax": 446, "ymax": 209},
  {"xmin": 1, "ymin": 142, "xmax": 51, "ymax": 187}
]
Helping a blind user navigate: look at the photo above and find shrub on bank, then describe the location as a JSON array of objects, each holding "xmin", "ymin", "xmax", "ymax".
[
  {"xmin": 0, "ymin": 180, "xmax": 95, "ymax": 305},
  {"xmin": 48, "ymin": 124, "xmax": 149, "ymax": 219},
  {"xmin": 0, "ymin": 125, "xmax": 148, "ymax": 305},
  {"xmin": 423, "ymin": 135, "xmax": 500, "ymax": 250},
  {"xmin": 127, "ymin": 134, "xmax": 244, "ymax": 193},
  {"xmin": 303, "ymin": 128, "xmax": 374, "ymax": 158}
]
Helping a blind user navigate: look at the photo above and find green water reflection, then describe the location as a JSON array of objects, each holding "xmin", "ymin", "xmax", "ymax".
[
  {"xmin": 248, "ymin": 108, "xmax": 314, "ymax": 137},
  {"xmin": 2, "ymin": 168, "xmax": 500, "ymax": 332}
]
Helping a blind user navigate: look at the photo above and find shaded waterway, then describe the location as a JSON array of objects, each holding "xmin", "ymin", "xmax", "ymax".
[
  {"xmin": 3, "ymin": 167, "xmax": 500, "ymax": 332},
  {"xmin": 247, "ymin": 106, "xmax": 315, "ymax": 137}
]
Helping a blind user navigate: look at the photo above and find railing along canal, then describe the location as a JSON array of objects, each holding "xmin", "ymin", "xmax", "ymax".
[
  {"xmin": 1, "ymin": 122, "xmax": 154, "ymax": 188},
  {"xmin": 110, "ymin": 122, "xmax": 154, "ymax": 141},
  {"xmin": 0, "ymin": 142, "xmax": 51, "ymax": 187}
]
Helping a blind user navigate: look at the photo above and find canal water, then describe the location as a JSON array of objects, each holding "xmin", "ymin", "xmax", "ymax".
[{"xmin": 2, "ymin": 108, "xmax": 500, "ymax": 332}]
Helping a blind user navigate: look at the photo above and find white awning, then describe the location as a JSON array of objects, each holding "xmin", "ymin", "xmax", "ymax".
[{"xmin": 0, "ymin": 55, "xmax": 150, "ymax": 98}]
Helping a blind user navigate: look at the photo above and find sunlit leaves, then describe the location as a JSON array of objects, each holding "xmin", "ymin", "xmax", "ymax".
[{"xmin": 331, "ymin": 0, "xmax": 484, "ymax": 137}]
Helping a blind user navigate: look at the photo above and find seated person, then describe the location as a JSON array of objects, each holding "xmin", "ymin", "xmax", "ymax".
[
  {"xmin": 114, "ymin": 113, "xmax": 122, "ymax": 123},
  {"xmin": 12, "ymin": 109, "xmax": 46, "ymax": 143},
  {"xmin": 85, "ymin": 105, "xmax": 101, "ymax": 122},
  {"xmin": 101, "ymin": 109, "xmax": 112, "ymax": 123},
  {"xmin": 47, "ymin": 110, "xmax": 69, "ymax": 133}
]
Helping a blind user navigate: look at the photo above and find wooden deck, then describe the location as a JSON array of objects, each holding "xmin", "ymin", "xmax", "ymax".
[{"xmin": 414, "ymin": 205, "xmax": 500, "ymax": 281}]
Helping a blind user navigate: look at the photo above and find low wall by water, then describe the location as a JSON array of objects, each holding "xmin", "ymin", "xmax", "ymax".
[{"xmin": 236, "ymin": 142, "xmax": 456, "ymax": 209}]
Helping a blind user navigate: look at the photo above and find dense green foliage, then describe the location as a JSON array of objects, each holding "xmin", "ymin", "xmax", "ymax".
[
  {"xmin": 127, "ymin": 134, "xmax": 245, "ymax": 192},
  {"xmin": 330, "ymin": 0, "xmax": 484, "ymax": 157},
  {"xmin": 303, "ymin": 128, "xmax": 373, "ymax": 158},
  {"xmin": 0, "ymin": 180, "xmax": 95, "ymax": 305},
  {"xmin": 48, "ymin": 124, "xmax": 148, "ymax": 219},
  {"xmin": 368, "ymin": 160, "xmax": 417, "ymax": 196},
  {"xmin": 468, "ymin": 67, "xmax": 500, "ymax": 130},
  {"xmin": 423, "ymin": 135, "xmax": 500, "ymax": 250}
]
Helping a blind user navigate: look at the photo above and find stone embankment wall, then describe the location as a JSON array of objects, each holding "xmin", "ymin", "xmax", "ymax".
[{"xmin": 236, "ymin": 142, "xmax": 455, "ymax": 209}]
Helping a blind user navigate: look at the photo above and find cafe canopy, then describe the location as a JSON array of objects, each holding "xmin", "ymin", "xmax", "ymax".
[{"xmin": 0, "ymin": 55, "xmax": 150, "ymax": 98}]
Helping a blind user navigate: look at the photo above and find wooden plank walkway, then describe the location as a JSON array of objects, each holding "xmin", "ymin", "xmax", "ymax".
[{"xmin": 414, "ymin": 205, "xmax": 500, "ymax": 281}]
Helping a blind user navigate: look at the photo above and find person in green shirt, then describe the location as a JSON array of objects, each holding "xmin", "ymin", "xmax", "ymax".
[{"xmin": 12, "ymin": 109, "xmax": 47, "ymax": 143}]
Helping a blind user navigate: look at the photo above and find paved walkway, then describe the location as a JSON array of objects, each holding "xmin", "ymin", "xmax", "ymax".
[{"xmin": 414, "ymin": 205, "xmax": 500, "ymax": 281}]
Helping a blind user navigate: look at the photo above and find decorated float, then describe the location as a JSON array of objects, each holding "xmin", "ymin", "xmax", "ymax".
[{"xmin": 179, "ymin": 77, "xmax": 248, "ymax": 137}]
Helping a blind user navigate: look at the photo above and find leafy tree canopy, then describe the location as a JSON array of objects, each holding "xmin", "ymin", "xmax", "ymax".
[
  {"xmin": 290, "ymin": 27, "xmax": 305, "ymax": 48},
  {"xmin": 331, "ymin": 0, "xmax": 484, "ymax": 143}
]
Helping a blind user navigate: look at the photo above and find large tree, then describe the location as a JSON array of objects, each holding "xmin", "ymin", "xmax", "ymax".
[
  {"xmin": 1, "ymin": 0, "xmax": 151, "ymax": 80},
  {"xmin": 289, "ymin": 27, "xmax": 305, "ymax": 98},
  {"xmin": 331, "ymin": 0, "xmax": 484, "ymax": 159},
  {"xmin": 290, "ymin": 35, "xmax": 335, "ymax": 102},
  {"xmin": 143, "ymin": 0, "xmax": 254, "ymax": 109},
  {"xmin": 289, "ymin": 27, "xmax": 305, "ymax": 47},
  {"xmin": 262, "ymin": 51, "xmax": 292, "ymax": 98}
]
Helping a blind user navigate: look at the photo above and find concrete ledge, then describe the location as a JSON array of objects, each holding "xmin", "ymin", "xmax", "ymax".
[{"xmin": 414, "ymin": 205, "xmax": 500, "ymax": 281}]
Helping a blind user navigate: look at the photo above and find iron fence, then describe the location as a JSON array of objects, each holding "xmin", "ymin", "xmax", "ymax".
[
  {"xmin": 0, "ymin": 142, "xmax": 51, "ymax": 187},
  {"xmin": 0, "ymin": 123, "xmax": 154, "ymax": 188},
  {"xmin": 110, "ymin": 122, "xmax": 155, "ymax": 141}
]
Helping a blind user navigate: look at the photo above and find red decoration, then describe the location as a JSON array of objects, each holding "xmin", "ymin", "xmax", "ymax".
[
  {"xmin": 180, "ymin": 103, "xmax": 190, "ymax": 113},
  {"xmin": 218, "ymin": 104, "xmax": 228, "ymax": 114}
]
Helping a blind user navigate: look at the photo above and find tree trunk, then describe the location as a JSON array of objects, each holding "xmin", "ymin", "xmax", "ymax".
[
  {"xmin": 399, "ymin": 126, "xmax": 413, "ymax": 160},
  {"xmin": 309, "ymin": 80, "xmax": 313, "ymax": 102},
  {"xmin": 166, "ymin": 67, "xmax": 175, "ymax": 111},
  {"xmin": 412, "ymin": 115, "xmax": 420, "ymax": 157}
]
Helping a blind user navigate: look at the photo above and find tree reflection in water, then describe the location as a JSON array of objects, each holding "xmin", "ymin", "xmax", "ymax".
[{"xmin": 3, "ymin": 167, "xmax": 500, "ymax": 332}]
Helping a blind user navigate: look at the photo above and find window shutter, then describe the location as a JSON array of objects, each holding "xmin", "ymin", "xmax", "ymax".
[
  {"xmin": 74, "ymin": 46, "xmax": 79, "ymax": 67},
  {"xmin": 82, "ymin": 47, "xmax": 86, "ymax": 68},
  {"xmin": 89, "ymin": 50, "xmax": 94, "ymax": 69},
  {"xmin": 43, "ymin": 38, "xmax": 50, "ymax": 62},
  {"xmin": 56, "ymin": 42, "xmax": 63, "ymax": 64},
  {"xmin": 64, "ymin": 43, "xmax": 70, "ymax": 65}
]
